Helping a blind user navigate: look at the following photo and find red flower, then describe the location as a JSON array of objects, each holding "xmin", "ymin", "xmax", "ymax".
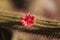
[{"xmin": 20, "ymin": 12, "xmax": 35, "ymax": 28}]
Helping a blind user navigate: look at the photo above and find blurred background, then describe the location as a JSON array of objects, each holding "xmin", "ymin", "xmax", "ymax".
[{"xmin": 0, "ymin": 0, "xmax": 60, "ymax": 19}]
